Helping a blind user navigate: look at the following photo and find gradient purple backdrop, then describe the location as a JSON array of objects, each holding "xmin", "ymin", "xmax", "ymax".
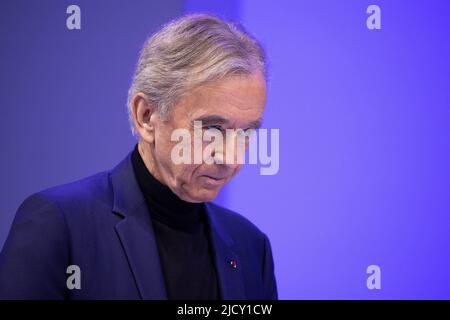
[{"xmin": 1, "ymin": 0, "xmax": 449, "ymax": 299}]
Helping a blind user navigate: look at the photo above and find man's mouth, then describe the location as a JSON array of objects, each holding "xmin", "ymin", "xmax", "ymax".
[
  {"xmin": 201, "ymin": 175, "xmax": 228, "ymax": 187},
  {"xmin": 203, "ymin": 175, "xmax": 227, "ymax": 181}
]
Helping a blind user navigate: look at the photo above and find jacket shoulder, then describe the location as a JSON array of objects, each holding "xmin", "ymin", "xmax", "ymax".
[{"xmin": 37, "ymin": 170, "xmax": 112, "ymax": 208}]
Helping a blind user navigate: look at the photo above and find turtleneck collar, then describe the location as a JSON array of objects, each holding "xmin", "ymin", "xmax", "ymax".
[{"xmin": 131, "ymin": 144, "xmax": 204, "ymax": 233}]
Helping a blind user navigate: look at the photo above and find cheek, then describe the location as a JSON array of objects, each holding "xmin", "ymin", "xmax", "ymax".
[
  {"xmin": 172, "ymin": 164, "xmax": 200, "ymax": 188},
  {"xmin": 179, "ymin": 164, "xmax": 196, "ymax": 178},
  {"xmin": 154, "ymin": 141, "xmax": 172, "ymax": 170},
  {"xmin": 183, "ymin": 165, "xmax": 216, "ymax": 191}
]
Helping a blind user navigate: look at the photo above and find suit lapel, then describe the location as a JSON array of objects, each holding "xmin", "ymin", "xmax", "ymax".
[
  {"xmin": 110, "ymin": 153, "xmax": 167, "ymax": 300},
  {"xmin": 205, "ymin": 203, "xmax": 246, "ymax": 300}
]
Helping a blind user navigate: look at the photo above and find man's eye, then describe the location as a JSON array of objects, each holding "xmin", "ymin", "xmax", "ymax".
[{"xmin": 205, "ymin": 125, "xmax": 223, "ymax": 131}]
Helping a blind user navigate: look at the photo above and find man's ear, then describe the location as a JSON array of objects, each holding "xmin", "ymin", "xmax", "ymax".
[{"xmin": 131, "ymin": 93, "xmax": 157, "ymax": 143}]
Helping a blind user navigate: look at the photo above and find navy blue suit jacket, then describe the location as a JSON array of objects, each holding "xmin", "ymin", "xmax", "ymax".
[{"xmin": 0, "ymin": 152, "xmax": 277, "ymax": 300}]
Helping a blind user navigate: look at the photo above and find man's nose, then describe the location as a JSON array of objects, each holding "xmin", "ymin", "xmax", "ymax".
[{"xmin": 211, "ymin": 131, "xmax": 245, "ymax": 168}]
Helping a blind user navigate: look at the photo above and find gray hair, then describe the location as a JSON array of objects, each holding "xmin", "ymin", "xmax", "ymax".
[{"xmin": 127, "ymin": 13, "xmax": 266, "ymax": 135}]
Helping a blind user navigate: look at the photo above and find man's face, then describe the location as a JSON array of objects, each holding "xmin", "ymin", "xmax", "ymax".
[{"xmin": 148, "ymin": 72, "xmax": 266, "ymax": 203}]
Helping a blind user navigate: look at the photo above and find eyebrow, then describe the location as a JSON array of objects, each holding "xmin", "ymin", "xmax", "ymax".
[
  {"xmin": 247, "ymin": 118, "xmax": 263, "ymax": 129},
  {"xmin": 192, "ymin": 115, "xmax": 263, "ymax": 129},
  {"xmin": 193, "ymin": 115, "xmax": 228, "ymax": 127}
]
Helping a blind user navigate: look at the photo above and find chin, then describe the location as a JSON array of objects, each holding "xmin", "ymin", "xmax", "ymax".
[{"xmin": 183, "ymin": 188, "xmax": 221, "ymax": 203}]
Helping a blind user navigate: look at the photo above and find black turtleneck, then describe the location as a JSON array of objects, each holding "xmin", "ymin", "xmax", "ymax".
[{"xmin": 131, "ymin": 144, "xmax": 221, "ymax": 300}]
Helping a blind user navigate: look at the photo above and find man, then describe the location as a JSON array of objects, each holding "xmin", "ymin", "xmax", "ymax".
[{"xmin": 0, "ymin": 14, "xmax": 277, "ymax": 300}]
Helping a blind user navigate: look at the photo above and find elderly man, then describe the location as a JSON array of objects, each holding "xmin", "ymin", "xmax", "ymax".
[{"xmin": 0, "ymin": 14, "xmax": 277, "ymax": 300}]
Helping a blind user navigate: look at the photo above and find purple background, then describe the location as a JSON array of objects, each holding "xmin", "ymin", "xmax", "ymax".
[{"xmin": 1, "ymin": 0, "xmax": 449, "ymax": 299}]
